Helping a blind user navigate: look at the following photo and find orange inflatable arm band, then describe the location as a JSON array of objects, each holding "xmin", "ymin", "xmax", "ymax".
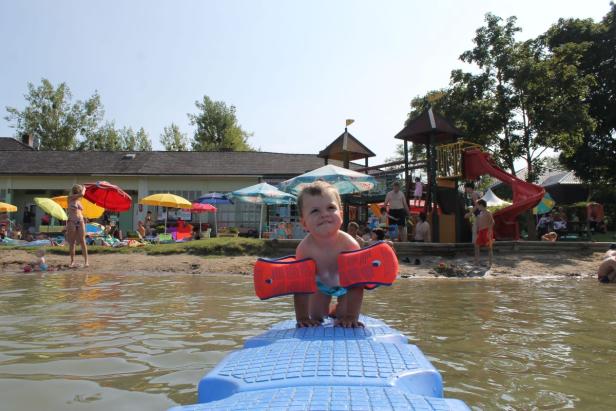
[
  {"xmin": 254, "ymin": 242, "xmax": 398, "ymax": 300},
  {"xmin": 254, "ymin": 256, "xmax": 317, "ymax": 300},
  {"xmin": 338, "ymin": 242, "xmax": 399, "ymax": 288}
]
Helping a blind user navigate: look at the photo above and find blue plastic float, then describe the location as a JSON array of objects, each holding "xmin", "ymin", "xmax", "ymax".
[{"xmin": 169, "ymin": 315, "xmax": 470, "ymax": 410}]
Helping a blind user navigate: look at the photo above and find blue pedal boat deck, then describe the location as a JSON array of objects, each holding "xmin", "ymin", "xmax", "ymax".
[
  {"xmin": 245, "ymin": 316, "xmax": 407, "ymax": 348},
  {"xmin": 169, "ymin": 316, "xmax": 470, "ymax": 411}
]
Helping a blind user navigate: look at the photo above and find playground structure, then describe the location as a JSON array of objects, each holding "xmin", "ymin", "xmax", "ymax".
[
  {"xmin": 394, "ymin": 108, "xmax": 544, "ymax": 242},
  {"xmin": 316, "ymin": 109, "xmax": 544, "ymax": 242},
  {"xmin": 436, "ymin": 141, "xmax": 545, "ymax": 240}
]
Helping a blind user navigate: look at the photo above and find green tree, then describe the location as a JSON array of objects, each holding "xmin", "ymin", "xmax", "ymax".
[
  {"xmin": 188, "ymin": 96, "xmax": 253, "ymax": 151},
  {"xmin": 124, "ymin": 127, "xmax": 152, "ymax": 151},
  {"xmin": 545, "ymin": 4, "xmax": 616, "ymax": 187},
  {"xmin": 78, "ymin": 124, "xmax": 152, "ymax": 151},
  {"xmin": 159, "ymin": 123, "xmax": 190, "ymax": 151},
  {"xmin": 5, "ymin": 79, "xmax": 103, "ymax": 150},
  {"xmin": 79, "ymin": 121, "xmax": 122, "ymax": 151}
]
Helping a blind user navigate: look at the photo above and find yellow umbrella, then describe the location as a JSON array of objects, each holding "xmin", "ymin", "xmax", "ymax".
[
  {"xmin": 138, "ymin": 193, "xmax": 192, "ymax": 208},
  {"xmin": 138, "ymin": 193, "xmax": 192, "ymax": 234},
  {"xmin": 51, "ymin": 196, "xmax": 105, "ymax": 219},
  {"xmin": 34, "ymin": 197, "xmax": 68, "ymax": 221},
  {"xmin": 0, "ymin": 202, "xmax": 18, "ymax": 213}
]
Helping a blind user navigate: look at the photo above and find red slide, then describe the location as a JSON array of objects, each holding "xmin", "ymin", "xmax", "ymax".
[{"xmin": 464, "ymin": 149, "xmax": 544, "ymax": 240}]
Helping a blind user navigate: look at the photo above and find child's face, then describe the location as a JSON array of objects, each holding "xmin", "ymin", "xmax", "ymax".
[{"xmin": 300, "ymin": 192, "xmax": 342, "ymax": 238}]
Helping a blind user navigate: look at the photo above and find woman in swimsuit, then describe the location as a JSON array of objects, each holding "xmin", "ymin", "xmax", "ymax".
[{"xmin": 66, "ymin": 184, "xmax": 89, "ymax": 268}]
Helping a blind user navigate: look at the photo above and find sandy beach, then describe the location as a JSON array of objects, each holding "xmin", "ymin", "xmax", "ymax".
[{"xmin": 0, "ymin": 248, "xmax": 602, "ymax": 279}]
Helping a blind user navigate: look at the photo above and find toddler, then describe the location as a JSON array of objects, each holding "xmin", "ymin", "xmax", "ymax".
[{"xmin": 294, "ymin": 181, "xmax": 363, "ymax": 328}]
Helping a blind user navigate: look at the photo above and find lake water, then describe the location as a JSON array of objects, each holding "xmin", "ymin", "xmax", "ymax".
[{"xmin": 0, "ymin": 272, "xmax": 615, "ymax": 410}]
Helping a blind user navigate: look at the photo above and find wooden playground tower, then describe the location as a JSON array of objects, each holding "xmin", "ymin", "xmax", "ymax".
[{"xmin": 395, "ymin": 107, "xmax": 470, "ymax": 242}]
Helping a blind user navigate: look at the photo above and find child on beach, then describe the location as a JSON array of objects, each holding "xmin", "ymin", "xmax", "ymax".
[
  {"xmin": 474, "ymin": 199, "xmax": 494, "ymax": 267},
  {"xmin": 413, "ymin": 177, "xmax": 423, "ymax": 206},
  {"xmin": 24, "ymin": 249, "xmax": 48, "ymax": 272},
  {"xmin": 294, "ymin": 181, "xmax": 363, "ymax": 328}
]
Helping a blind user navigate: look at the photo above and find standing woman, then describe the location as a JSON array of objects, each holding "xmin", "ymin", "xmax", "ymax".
[{"xmin": 67, "ymin": 184, "xmax": 89, "ymax": 268}]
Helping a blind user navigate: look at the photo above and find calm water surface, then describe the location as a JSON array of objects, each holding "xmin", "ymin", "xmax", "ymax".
[{"xmin": 0, "ymin": 271, "xmax": 615, "ymax": 410}]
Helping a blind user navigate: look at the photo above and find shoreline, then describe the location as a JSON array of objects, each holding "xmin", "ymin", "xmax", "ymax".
[{"xmin": 0, "ymin": 249, "xmax": 601, "ymax": 280}]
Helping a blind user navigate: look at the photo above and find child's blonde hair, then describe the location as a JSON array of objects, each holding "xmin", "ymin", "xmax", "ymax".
[
  {"xmin": 297, "ymin": 181, "xmax": 341, "ymax": 217},
  {"xmin": 71, "ymin": 184, "xmax": 83, "ymax": 195}
]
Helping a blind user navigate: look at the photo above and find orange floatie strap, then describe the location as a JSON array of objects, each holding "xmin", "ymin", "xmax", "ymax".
[
  {"xmin": 338, "ymin": 242, "xmax": 399, "ymax": 288},
  {"xmin": 254, "ymin": 242, "xmax": 398, "ymax": 300}
]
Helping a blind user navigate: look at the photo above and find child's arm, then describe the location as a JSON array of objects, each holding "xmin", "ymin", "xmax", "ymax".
[
  {"xmin": 294, "ymin": 241, "xmax": 320, "ymax": 327},
  {"xmin": 294, "ymin": 294, "xmax": 315, "ymax": 327}
]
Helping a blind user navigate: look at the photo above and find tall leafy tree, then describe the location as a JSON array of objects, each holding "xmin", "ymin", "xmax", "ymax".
[
  {"xmin": 79, "ymin": 121, "xmax": 122, "ymax": 151},
  {"xmin": 454, "ymin": 13, "xmax": 523, "ymax": 176},
  {"xmin": 545, "ymin": 4, "xmax": 616, "ymax": 187},
  {"xmin": 188, "ymin": 96, "xmax": 253, "ymax": 151},
  {"xmin": 5, "ymin": 78, "xmax": 103, "ymax": 150},
  {"xmin": 159, "ymin": 123, "xmax": 190, "ymax": 151},
  {"xmin": 123, "ymin": 127, "xmax": 152, "ymax": 151},
  {"xmin": 78, "ymin": 124, "xmax": 152, "ymax": 151}
]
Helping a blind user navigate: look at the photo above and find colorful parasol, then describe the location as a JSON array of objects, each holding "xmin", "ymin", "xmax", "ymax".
[
  {"xmin": 279, "ymin": 164, "xmax": 377, "ymax": 195},
  {"xmin": 34, "ymin": 197, "xmax": 68, "ymax": 221},
  {"xmin": 532, "ymin": 192, "xmax": 556, "ymax": 215},
  {"xmin": 0, "ymin": 202, "xmax": 18, "ymax": 213},
  {"xmin": 84, "ymin": 181, "xmax": 132, "ymax": 212},
  {"xmin": 231, "ymin": 183, "xmax": 297, "ymax": 238},
  {"xmin": 182, "ymin": 202, "xmax": 217, "ymax": 236},
  {"xmin": 52, "ymin": 196, "xmax": 105, "ymax": 219},
  {"xmin": 139, "ymin": 193, "xmax": 192, "ymax": 233}
]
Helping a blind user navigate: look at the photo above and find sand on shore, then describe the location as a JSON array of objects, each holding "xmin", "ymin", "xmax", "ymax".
[{"xmin": 0, "ymin": 248, "xmax": 602, "ymax": 279}]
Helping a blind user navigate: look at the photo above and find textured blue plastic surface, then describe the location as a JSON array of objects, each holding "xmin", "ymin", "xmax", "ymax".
[
  {"xmin": 269, "ymin": 314, "xmax": 386, "ymax": 330},
  {"xmin": 197, "ymin": 339, "xmax": 443, "ymax": 402},
  {"xmin": 167, "ymin": 316, "xmax": 472, "ymax": 410},
  {"xmin": 170, "ymin": 386, "xmax": 470, "ymax": 411},
  {"xmin": 244, "ymin": 320, "xmax": 407, "ymax": 348}
]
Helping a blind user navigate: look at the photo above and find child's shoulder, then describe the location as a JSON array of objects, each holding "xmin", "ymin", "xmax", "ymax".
[{"xmin": 337, "ymin": 230, "xmax": 360, "ymax": 249}]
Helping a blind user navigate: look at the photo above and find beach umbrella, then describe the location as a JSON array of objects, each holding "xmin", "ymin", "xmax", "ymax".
[
  {"xmin": 139, "ymin": 193, "xmax": 192, "ymax": 233},
  {"xmin": 532, "ymin": 192, "xmax": 556, "ymax": 215},
  {"xmin": 52, "ymin": 196, "xmax": 105, "ymax": 219},
  {"xmin": 34, "ymin": 197, "xmax": 68, "ymax": 221},
  {"xmin": 194, "ymin": 193, "xmax": 234, "ymax": 235},
  {"xmin": 84, "ymin": 181, "xmax": 132, "ymax": 212},
  {"xmin": 182, "ymin": 202, "xmax": 217, "ymax": 235},
  {"xmin": 194, "ymin": 192, "xmax": 234, "ymax": 205},
  {"xmin": 279, "ymin": 164, "xmax": 377, "ymax": 195},
  {"xmin": 0, "ymin": 202, "xmax": 17, "ymax": 213},
  {"xmin": 230, "ymin": 183, "xmax": 297, "ymax": 238}
]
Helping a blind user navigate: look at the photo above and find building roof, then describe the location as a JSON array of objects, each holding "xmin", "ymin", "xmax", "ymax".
[
  {"xmin": 0, "ymin": 149, "xmax": 359, "ymax": 177},
  {"xmin": 318, "ymin": 130, "xmax": 376, "ymax": 161},
  {"xmin": 490, "ymin": 167, "xmax": 583, "ymax": 189},
  {"xmin": 0, "ymin": 137, "xmax": 34, "ymax": 151},
  {"xmin": 394, "ymin": 108, "xmax": 463, "ymax": 145}
]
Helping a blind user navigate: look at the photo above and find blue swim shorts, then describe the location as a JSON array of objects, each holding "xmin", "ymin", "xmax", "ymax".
[{"xmin": 316, "ymin": 279, "xmax": 347, "ymax": 297}]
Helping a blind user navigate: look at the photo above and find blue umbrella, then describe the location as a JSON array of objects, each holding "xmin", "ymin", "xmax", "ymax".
[
  {"xmin": 279, "ymin": 164, "xmax": 377, "ymax": 195},
  {"xmin": 194, "ymin": 192, "xmax": 234, "ymax": 205},
  {"xmin": 193, "ymin": 193, "xmax": 233, "ymax": 236},
  {"xmin": 231, "ymin": 183, "xmax": 297, "ymax": 238}
]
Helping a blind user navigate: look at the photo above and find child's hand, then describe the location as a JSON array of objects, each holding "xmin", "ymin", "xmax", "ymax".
[
  {"xmin": 296, "ymin": 317, "xmax": 321, "ymax": 328},
  {"xmin": 335, "ymin": 317, "xmax": 364, "ymax": 328}
]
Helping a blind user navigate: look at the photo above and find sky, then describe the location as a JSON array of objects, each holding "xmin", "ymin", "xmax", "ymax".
[{"xmin": 0, "ymin": 0, "xmax": 611, "ymax": 165}]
